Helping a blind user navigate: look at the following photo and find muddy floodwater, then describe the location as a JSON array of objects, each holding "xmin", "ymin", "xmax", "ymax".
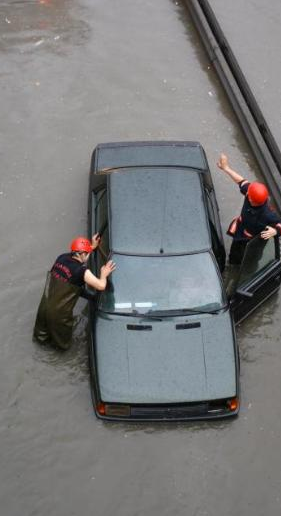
[
  {"xmin": 1, "ymin": 1, "xmax": 281, "ymax": 515},
  {"xmin": 210, "ymin": 0, "xmax": 281, "ymax": 149}
]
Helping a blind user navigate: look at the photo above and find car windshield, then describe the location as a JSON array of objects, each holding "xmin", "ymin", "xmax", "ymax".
[{"xmin": 99, "ymin": 253, "xmax": 224, "ymax": 314}]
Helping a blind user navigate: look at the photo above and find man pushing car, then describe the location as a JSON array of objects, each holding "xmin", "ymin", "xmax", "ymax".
[{"xmin": 33, "ymin": 234, "xmax": 115, "ymax": 350}]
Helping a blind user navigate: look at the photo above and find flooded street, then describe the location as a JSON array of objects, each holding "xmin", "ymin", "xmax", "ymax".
[
  {"xmin": 210, "ymin": 0, "xmax": 281, "ymax": 148},
  {"xmin": 1, "ymin": 1, "xmax": 281, "ymax": 515}
]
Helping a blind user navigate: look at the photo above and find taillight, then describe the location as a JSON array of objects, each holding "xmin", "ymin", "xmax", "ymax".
[
  {"xmin": 226, "ymin": 397, "xmax": 239, "ymax": 412},
  {"xmin": 96, "ymin": 402, "xmax": 106, "ymax": 416},
  {"xmin": 96, "ymin": 402, "xmax": 130, "ymax": 417}
]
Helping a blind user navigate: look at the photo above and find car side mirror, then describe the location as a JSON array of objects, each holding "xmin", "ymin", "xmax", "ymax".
[{"xmin": 235, "ymin": 288, "xmax": 253, "ymax": 299}]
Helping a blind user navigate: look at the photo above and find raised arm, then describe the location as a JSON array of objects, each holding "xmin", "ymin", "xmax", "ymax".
[{"xmin": 217, "ymin": 153, "xmax": 245, "ymax": 184}]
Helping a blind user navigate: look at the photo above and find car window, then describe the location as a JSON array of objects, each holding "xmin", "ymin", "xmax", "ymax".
[
  {"xmin": 209, "ymin": 220, "xmax": 226, "ymax": 272},
  {"xmin": 95, "ymin": 189, "xmax": 109, "ymax": 271},
  {"xmin": 205, "ymin": 189, "xmax": 216, "ymax": 226},
  {"xmin": 96, "ymin": 225, "xmax": 110, "ymax": 271},
  {"xmin": 95, "ymin": 189, "xmax": 107, "ymax": 232},
  {"xmin": 91, "ymin": 189, "xmax": 106, "ymax": 233},
  {"xmin": 99, "ymin": 252, "xmax": 224, "ymax": 313},
  {"xmin": 237, "ymin": 236, "xmax": 277, "ymax": 287},
  {"xmin": 203, "ymin": 188, "xmax": 225, "ymax": 272},
  {"xmin": 205, "ymin": 188, "xmax": 221, "ymax": 230}
]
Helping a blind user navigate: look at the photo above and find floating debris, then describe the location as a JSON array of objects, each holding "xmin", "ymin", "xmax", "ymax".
[
  {"xmin": 34, "ymin": 39, "xmax": 44, "ymax": 47},
  {"xmin": 5, "ymin": 17, "xmax": 11, "ymax": 24}
]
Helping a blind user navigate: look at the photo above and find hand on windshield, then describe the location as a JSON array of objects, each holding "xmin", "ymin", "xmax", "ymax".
[{"xmin": 101, "ymin": 260, "xmax": 116, "ymax": 279}]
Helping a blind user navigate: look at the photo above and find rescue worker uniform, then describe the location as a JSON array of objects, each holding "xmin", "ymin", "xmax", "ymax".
[
  {"xmin": 33, "ymin": 254, "xmax": 87, "ymax": 350},
  {"xmin": 227, "ymin": 180, "xmax": 281, "ymax": 264}
]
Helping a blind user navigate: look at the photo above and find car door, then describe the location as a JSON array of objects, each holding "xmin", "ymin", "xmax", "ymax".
[{"xmin": 229, "ymin": 236, "xmax": 281, "ymax": 324}]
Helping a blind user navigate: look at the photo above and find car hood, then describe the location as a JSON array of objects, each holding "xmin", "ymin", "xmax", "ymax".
[{"xmin": 94, "ymin": 311, "xmax": 237, "ymax": 404}]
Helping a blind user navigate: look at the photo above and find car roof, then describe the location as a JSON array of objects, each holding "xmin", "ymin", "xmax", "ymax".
[{"xmin": 109, "ymin": 167, "xmax": 211, "ymax": 255}]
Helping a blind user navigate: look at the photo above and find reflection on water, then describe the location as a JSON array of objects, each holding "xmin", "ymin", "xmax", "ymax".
[{"xmin": 0, "ymin": 0, "xmax": 91, "ymax": 55}]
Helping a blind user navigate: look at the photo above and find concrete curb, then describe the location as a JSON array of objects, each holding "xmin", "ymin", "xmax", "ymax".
[{"xmin": 185, "ymin": 0, "xmax": 281, "ymax": 212}]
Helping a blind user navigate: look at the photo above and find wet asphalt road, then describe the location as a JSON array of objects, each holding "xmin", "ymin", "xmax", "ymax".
[
  {"xmin": 210, "ymin": 0, "xmax": 281, "ymax": 149},
  {"xmin": 1, "ymin": 1, "xmax": 281, "ymax": 515}
]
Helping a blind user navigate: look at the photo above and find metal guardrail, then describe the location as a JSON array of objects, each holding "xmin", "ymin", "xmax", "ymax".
[{"xmin": 185, "ymin": 0, "xmax": 281, "ymax": 213}]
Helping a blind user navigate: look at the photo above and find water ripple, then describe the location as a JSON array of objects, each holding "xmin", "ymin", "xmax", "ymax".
[{"xmin": 0, "ymin": 0, "xmax": 91, "ymax": 55}]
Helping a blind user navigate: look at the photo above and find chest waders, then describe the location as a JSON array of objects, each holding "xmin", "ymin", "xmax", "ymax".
[{"xmin": 33, "ymin": 272, "xmax": 82, "ymax": 350}]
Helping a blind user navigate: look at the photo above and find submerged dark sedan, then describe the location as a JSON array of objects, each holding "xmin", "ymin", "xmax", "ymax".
[{"xmin": 87, "ymin": 141, "xmax": 281, "ymax": 421}]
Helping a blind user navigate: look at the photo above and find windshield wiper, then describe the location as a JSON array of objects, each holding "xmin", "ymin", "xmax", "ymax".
[
  {"xmin": 99, "ymin": 306, "xmax": 227, "ymax": 319},
  {"xmin": 147, "ymin": 306, "xmax": 226, "ymax": 317},
  {"xmin": 99, "ymin": 310, "xmax": 163, "ymax": 321}
]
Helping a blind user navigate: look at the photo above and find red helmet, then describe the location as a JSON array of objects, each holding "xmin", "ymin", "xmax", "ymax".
[
  {"xmin": 70, "ymin": 236, "xmax": 93, "ymax": 253},
  {"xmin": 247, "ymin": 182, "xmax": 268, "ymax": 206}
]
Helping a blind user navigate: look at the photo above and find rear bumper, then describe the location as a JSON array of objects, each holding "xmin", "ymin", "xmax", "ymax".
[{"xmin": 94, "ymin": 398, "xmax": 239, "ymax": 422}]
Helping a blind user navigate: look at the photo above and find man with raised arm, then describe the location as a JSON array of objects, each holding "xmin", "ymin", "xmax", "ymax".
[{"xmin": 217, "ymin": 153, "xmax": 281, "ymax": 265}]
